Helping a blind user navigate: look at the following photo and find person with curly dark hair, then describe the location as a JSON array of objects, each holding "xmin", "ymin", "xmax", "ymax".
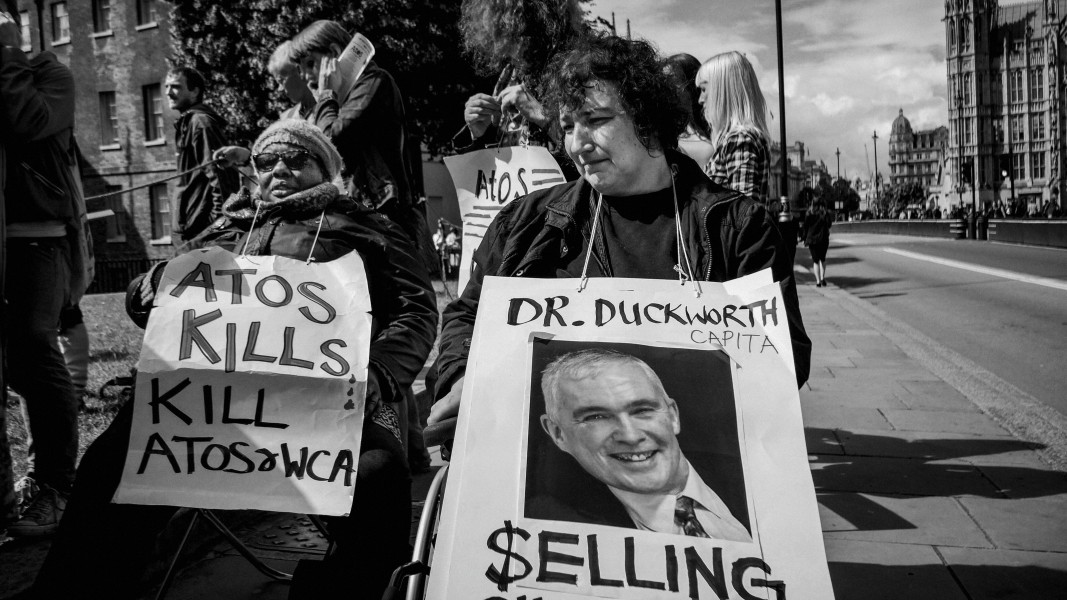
[
  {"xmin": 454, "ymin": 0, "xmax": 584, "ymax": 163},
  {"xmin": 429, "ymin": 33, "xmax": 811, "ymax": 426}
]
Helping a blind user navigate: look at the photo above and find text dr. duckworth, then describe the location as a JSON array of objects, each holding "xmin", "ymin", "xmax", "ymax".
[{"xmin": 535, "ymin": 349, "xmax": 752, "ymax": 543}]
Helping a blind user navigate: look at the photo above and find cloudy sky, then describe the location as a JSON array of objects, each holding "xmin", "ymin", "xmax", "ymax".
[{"xmin": 586, "ymin": 0, "xmax": 966, "ymax": 181}]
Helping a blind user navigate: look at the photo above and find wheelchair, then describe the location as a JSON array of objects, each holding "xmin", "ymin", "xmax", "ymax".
[{"xmin": 382, "ymin": 416, "xmax": 457, "ymax": 600}]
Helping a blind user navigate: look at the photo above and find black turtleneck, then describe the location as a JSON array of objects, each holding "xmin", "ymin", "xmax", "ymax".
[{"xmin": 561, "ymin": 186, "xmax": 683, "ymax": 279}]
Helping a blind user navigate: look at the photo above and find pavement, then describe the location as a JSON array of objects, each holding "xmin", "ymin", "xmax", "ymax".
[{"xmin": 2, "ymin": 263, "xmax": 1066, "ymax": 599}]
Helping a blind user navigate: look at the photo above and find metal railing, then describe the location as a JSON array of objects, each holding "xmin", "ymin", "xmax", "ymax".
[{"xmin": 87, "ymin": 257, "xmax": 167, "ymax": 294}]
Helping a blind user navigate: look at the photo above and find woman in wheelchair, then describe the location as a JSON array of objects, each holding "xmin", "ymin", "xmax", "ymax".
[{"xmin": 23, "ymin": 119, "xmax": 438, "ymax": 599}]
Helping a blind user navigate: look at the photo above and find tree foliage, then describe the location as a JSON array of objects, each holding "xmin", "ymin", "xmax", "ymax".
[
  {"xmin": 878, "ymin": 181, "xmax": 926, "ymax": 216},
  {"xmin": 169, "ymin": 0, "xmax": 493, "ymax": 155},
  {"xmin": 819, "ymin": 178, "xmax": 861, "ymax": 214}
]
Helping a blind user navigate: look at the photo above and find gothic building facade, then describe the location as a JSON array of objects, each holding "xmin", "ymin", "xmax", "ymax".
[{"xmin": 945, "ymin": 0, "xmax": 1067, "ymax": 211}]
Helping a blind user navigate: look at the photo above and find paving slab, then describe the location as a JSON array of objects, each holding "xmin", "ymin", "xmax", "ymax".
[
  {"xmin": 805, "ymin": 376, "xmax": 910, "ymax": 395},
  {"xmin": 823, "ymin": 539, "xmax": 969, "ymax": 600},
  {"xmin": 818, "ymin": 492, "xmax": 992, "ymax": 547},
  {"xmin": 142, "ymin": 553, "xmax": 293, "ymax": 600},
  {"xmin": 937, "ymin": 547, "xmax": 1067, "ymax": 600},
  {"xmin": 827, "ymin": 367, "xmax": 939, "ymax": 382},
  {"xmin": 957, "ymin": 496, "xmax": 1067, "ymax": 552},
  {"xmin": 809, "ymin": 351, "xmax": 858, "ymax": 368},
  {"xmin": 834, "ymin": 429, "xmax": 1030, "ymax": 461},
  {"xmin": 811, "ymin": 455, "xmax": 1001, "ymax": 497},
  {"xmin": 845, "ymin": 356, "xmax": 930, "ymax": 370},
  {"xmin": 801, "ymin": 389, "xmax": 909, "ymax": 410},
  {"xmin": 882, "ymin": 409, "xmax": 1008, "ymax": 435},
  {"xmin": 801, "ymin": 405, "xmax": 894, "ymax": 431}
]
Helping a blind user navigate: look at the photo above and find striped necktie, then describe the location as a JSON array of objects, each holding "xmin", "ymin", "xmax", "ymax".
[{"xmin": 674, "ymin": 495, "xmax": 710, "ymax": 538}]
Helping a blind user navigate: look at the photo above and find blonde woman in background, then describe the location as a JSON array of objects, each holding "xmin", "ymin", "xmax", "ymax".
[{"xmin": 697, "ymin": 51, "xmax": 771, "ymax": 205}]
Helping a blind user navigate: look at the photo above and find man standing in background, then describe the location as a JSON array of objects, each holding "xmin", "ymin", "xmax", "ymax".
[{"xmin": 165, "ymin": 66, "xmax": 238, "ymax": 248}]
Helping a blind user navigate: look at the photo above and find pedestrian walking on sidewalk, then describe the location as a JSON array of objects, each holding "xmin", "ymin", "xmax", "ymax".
[{"xmin": 804, "ymin": 199, "xmax": 832, "ymax": 287}]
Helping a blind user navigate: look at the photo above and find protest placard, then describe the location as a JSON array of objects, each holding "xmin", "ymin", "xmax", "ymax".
[
  {"xmin": 443, "ymin": 145, "xmax": 565, "ymax": 291},
  {"xmin": 427, "ymin": 273, "xmax": 833, "ymax": 599},
  {"xmin": 114, "ymin": 246, "xmax": 372, "ymax": 516}
]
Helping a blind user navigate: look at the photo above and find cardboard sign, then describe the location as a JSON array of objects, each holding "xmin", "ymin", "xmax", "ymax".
[
  {"xmin": 443, "ymin": 146, "xmax": 566, "ymax": 292},
  {"xmin": 428, "ymin": 272, "xmax": 833, "ymax": 599},
  {"xmin": 114, "ymin": 247, "xmax": 372, "ymax": 516}
]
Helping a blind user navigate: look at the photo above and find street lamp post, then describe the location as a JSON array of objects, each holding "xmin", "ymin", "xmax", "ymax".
[
  {"xmin": 872, "ymin": 131, "xmax": 880, "ymax": 214},
  {"xmin": 836, "ymin": 147, "xmax": 841, "ymax": 180}
]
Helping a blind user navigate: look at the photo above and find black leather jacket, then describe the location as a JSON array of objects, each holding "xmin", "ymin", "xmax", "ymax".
[{"xmin": 434, "ymin": 150, "xmax": 811, "ymax": 395}]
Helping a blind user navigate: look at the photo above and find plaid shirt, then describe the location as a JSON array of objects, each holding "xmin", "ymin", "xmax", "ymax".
[{"xmin": 705, "ymin": 130, "xmax": 769, "ymax": 205}]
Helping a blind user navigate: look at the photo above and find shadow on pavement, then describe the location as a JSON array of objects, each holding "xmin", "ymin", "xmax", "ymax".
[
  {"xmin": 810, "ymin": 430, "xmax": 1067, "ymax": 500},
  {"xmin": 827, "ymin": 561, "xmax": 1067, "ymax": 600}
]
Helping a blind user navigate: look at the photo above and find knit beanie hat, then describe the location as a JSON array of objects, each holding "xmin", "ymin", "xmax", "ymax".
[{"xmin": 252, "ymin": 119, "xmax": 345, "ymax": 187}]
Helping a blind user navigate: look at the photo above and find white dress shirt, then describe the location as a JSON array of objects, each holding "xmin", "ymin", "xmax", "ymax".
[{"xmin": 608, "ymin": 459, "xmax": 753, "ymax": 543}]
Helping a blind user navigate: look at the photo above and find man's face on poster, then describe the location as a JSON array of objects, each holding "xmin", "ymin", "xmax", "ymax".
[{"xmin": 541, "ymin": 361, "xmax": 685, "ymax": 496}]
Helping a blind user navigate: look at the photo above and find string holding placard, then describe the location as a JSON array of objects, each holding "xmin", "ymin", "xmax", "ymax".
[
  {"xmin": 307, "ymin": 209, "xmax": 328, "ymax": 264},
  {"xmin": 240, "ymin": 202, "xmax": 263, "ymax": 257},
  {"xmin": 577, "ymin": 191, "xmax": 605, "ymax": 293},
  {"xmin": 671, "ymin": 164, "xmax": 702, "ymax": 298}
]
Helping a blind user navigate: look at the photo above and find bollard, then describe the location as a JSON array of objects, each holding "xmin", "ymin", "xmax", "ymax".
[
  {"xmin": 968, "ymin": 213, "xmax": 977, "ymax": 239},
  {"xmin": 951, "ymin": 218, "xmax": 966, "ymax": 239},
  {"xmin": 977, "ymin": 214, "xmax": 988, "ymax": 241}
]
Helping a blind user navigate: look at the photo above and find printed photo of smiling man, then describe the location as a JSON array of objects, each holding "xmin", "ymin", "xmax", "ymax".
[{"xmin": 524, "ymin": 340, "xmax": 752, "ymax": 543}]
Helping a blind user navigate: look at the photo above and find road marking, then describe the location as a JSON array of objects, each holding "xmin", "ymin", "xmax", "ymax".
[{"xmin": 883, "ymin": 248, "xmax": 1067, "ymax": 292}]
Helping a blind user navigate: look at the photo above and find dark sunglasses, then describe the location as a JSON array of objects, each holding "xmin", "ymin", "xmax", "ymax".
[{"xmin": 252, "ymin": 150, "xmax": 314, "ymax": 173}]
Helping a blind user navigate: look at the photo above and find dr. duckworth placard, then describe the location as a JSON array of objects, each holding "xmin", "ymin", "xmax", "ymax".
[
  {"xmin": 427, "ymin": 272, "xmax": 834, "ymax": 600},
  {"xmin": 114, "ymin": 246, "xmax": 373, "ymax": 516}
]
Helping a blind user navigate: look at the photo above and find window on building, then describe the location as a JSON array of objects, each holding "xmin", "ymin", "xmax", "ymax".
[
  {"xmin": 1032, "ymin": 152, "xmax": 1046, "ymax": 179},
  {"xmin": 1013, "ymin": 153, "xmax": 1026, "ymax": 181},
  {"xmin": 1029, "ymin": 68, "xmax": 1044, "ymax": 100},
  {"xmin": 949, "ymin": 26, "xmax": 956, "ymax": 53},
  {"xmin": 1011, "ymin": 114, "xmax": 1025, "ymax": 141},
  {"xmin": 142, "ymin": 84, "xmax": 164, "ymax": 142},
  {"xmin": 18, "ymin": 11, "xmax": 31, "ymax": 52},
  {"xmin": 136, "ymin": 0, "xmax": 157, "ymax": 26},
  {"xmin": 993, "ymin": 118, "xmax": 1004, "ymax": 143},
  {"xmin": 149, "ymin": 183, "xmax": 170, "ymax": 241},
  {"xmin": 103, "ymin": 187, "xmax": 125, "ymax": 242},
  {"xmin": 1009, "ymin": 70, "xmax": 1024, "ymax": 102},
  {"xmin": 98, "ymin": 92, "xmax": 118, "ymax": 146},
  {"xmin": 1012, "ymin": 40, "xmax": 1024, "ymax": 55},
  {"xmin": 1031, "ymin": 46, "xmax": 1044, "ymax": 62},
  {"xmin": 51, "ymin": 2, "xmax": 69, "ymax": 43},
  {"xmin": 964, "ymin": 118, "xmax": 973, "ymax": 145},
  {"xmin": 92, "ymin": 0, "xmax": 111, "ymax": 33},
  {"xmin": 963, "ymin": 73, "xmax": 972, "ymax": 105},
  {"xmin": 1032, "ymin": 113, "xmax": 1045, "ymax": 140},
  {"xmin": 960, "ymin": 20, "xmax": 970, "ymax": 51}
]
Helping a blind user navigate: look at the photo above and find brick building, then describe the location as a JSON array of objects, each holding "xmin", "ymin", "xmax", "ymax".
[
  {"xmin": 887, "ymin": 108, "xmax": 949, "ymax": 191},
  {"xmin": 945, "ymin": 0, "xmax": 1067, "ymax": 212},
  {"xmin": 12, "ymin": 0, "xmax": 176, "ymax": 291}
]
